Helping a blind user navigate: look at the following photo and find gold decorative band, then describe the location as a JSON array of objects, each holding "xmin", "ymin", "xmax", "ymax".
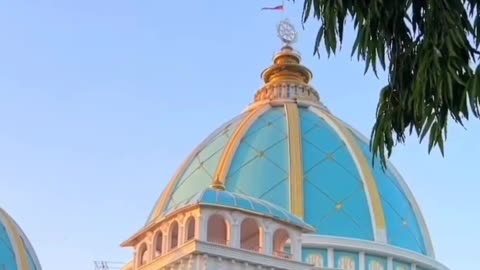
[
  {"xmin": 309, "ymin": 107, "xmax": 387, "ymax": 240},
  {"xmin": 285, "ymin": 103, "xmax": 305, "ymax": 218},
  {"xmin": 0, "ymin": 209, "xmax": 30, "ymax": 270},
  {"xmin": 213, "ymin": 105, "xmax": 271, "ymax": 187}
]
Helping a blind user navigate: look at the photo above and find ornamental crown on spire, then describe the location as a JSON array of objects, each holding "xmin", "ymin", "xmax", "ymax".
[
  {"xmin": 252, "ymin": 19, "xmax": 322, "ymax": 105},
  {"xmin": 277, "ymin": 19, "xmax": 298, "ymax": 45}
]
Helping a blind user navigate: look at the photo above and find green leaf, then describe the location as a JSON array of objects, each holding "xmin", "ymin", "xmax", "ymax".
[{"xmin": 300, "ymin": 0, "xmax": 480, "ymax": 168}]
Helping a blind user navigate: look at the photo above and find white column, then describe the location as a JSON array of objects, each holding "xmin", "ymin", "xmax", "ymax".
[
  {"xmin": 264, "ymin": 230, "xmax": 273, "ymax": 256},
  {"xmin": 230, "ymin": 212, "xmax": 242, "ymax": 248},
  {"xmin": 387, "ymin": 257, "xmax": 393, "ymax": 270},
  {"xmin": 292, "ymin": 238, "xmax": 302, "ymax": 261},
  {"xmin": 162, "ymin": 231, "xmax": 168, "ymax": 253},
  {"xmin": 262, "ymin": 220, "xmax": 273, "ymax": 256},
  {"xmin": 200, "ymin": 215, "xmax": 208, "ymax": 242},
  {"xmin": 195, "ymin": 215, "xmax": 203, "ymax": 241},
  {"xmin": 177, "ymin": 225, "xmax": 186, "ymax": 247},
  {"xmin": 327, "ymin": 248, "xmax": 334, "ymax": 268},
  {"xmin": 231, "ymin": 222, "xmax": 240, "ymax": 248},
  {"xmin": 146, "ymin": 239, "xmax": 153, "ymax": 264},
  {"xmin": 359, "ymin": 252, "xmax": 365, "ymax": 270}
]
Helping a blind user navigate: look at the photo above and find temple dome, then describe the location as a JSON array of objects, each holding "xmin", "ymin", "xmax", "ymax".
[
  {"xmin": 146, "ymin": 45, "xmax": 435, "ymax": 257},
  {"xmin": 0, "ymin": 208, "xmax": 42, "ymax": 270}
]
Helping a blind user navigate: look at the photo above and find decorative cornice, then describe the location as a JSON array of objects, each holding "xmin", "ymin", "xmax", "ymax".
[
  {"xmin": 254, "ymin": 82, "xmax": 320, "ymax": 103},
  {"xmin": 135, "ymin": 240, "xmax": 317, "ymax": 270}
]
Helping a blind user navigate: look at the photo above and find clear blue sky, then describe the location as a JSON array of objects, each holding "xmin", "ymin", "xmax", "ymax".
[{"xmin": 0, "ymin": 1, "xmax": 477, "ymax": 270}]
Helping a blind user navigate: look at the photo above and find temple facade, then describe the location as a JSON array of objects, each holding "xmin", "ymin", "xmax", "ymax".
[{"xmin": 120, "ymin": 20, "xmax": 450, "ymax": 270}]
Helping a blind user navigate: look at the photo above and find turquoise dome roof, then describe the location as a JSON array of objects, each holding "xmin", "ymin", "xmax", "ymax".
[
  {"xmin": 164, "ymin": 187, "xmax": 314, "ymax": 231},
  {"xmin": 0, "ymin": 208, "xmax": 42, "ymax": 270},
  {"xmin": 146, "ymin": 45, "xmax": 435, "ymax": 258},
  {"xmin": 148, "ymin": 104, "xmax": 434, "ymax": 257}
]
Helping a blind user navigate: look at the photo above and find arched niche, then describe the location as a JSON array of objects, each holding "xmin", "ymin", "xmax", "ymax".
[
  {"xmin": 137, "ymin": 243, "xmax": 148, "ymax": 266},
  {"xmin": 185, "ymin": 216, "xmax": 196, "ymax": 241},
  {"xmin": 273, "ymin": 228, "xmax": 291, "ymax": 258},
  {"xmin": 168, "ymin": 221, "xmax": 179, "ymax": 250},
  {"xmin": 207, "ymin": 214, "xmax": 228, "ymax": 245},
  {"xmin": 240, "ymin": 218, "xmax": 261, "ymax": 252},
  {"xmin": 153, "ymin": 231, "xmax": 163, "ymax": 257}
]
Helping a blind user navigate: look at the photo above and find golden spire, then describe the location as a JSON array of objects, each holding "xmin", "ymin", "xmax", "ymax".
[
  {"xmin": 261, "ymin": 45, "xmax": 313, "ymax": 84},
  {"xmin": 254, "ymin": 20, "xmax": 320, "ymax": 104}
]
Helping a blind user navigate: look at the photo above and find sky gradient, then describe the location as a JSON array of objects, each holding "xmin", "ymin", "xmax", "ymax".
[{"xmin": 0, "ymin": 1, "xmax": 477, "ymax": 270}]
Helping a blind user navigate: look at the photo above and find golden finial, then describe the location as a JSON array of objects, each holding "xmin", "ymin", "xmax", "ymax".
[
  {"xmin": 211, "ymin": 176, "xmax": 225, "ymax": 190},
  {"xmin": 254, "ymin": 19, "xmax": 320, "ymax": 104}
]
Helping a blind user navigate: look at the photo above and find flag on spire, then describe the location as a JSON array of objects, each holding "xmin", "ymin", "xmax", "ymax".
[{"xmin": 261, "ymin": 5, "xmax": 284, "ymax": 11}]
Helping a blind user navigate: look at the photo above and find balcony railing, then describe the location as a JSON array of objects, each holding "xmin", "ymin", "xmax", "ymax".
[
  {"xmin": 274, "ymin": 250, "xmax": 292, "ymax": 259},
  {"xmin": 241, "ymin": 244, "xmax": 261, "ymax": 252},
  {"xmin": 207, "ymin": 236, "xmax": 229, "ymax": 246}
]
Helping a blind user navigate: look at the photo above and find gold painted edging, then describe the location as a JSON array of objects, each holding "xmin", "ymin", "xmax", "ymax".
[
  {"xmin": 285, "ymin": 103, "xmax": 305, "ymax": 218},
  {"xmin": 340, "ymin": 119, "xmax": 435, "ymax": 255},
  {"xmin": 213, "ymin": 105, "xmax": 271, "ymax": 187},
  {"xmin": 309, "ymin": 107, "xmax": 387, "ymax": 238},
  {"xmin": 0, "ymin": 209, "xmax": 30, "ymax": 270}
]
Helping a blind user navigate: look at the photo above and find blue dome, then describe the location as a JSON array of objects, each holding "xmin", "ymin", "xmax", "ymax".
[
  {"xmin": 147, "ymin": 103, "xmax": 434, "ymax": 257},
  {"xmin": 145, "ymin": 44, "xmax": 435, "ymax": 258},
  {"xmin": 163, "ymin": 187, "xmax": 314, "ymax": 231},
  {"xmin": 0, "ymin": 208, "xmax": 42, "ymax": 270}
]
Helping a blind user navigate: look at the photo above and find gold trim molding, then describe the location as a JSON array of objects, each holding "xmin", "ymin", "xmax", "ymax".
[
  {"xmin": 285, "ymin": 103, "xmax": 305, "ymax": 218},
  {"xmin": 0, "ymin": 209, "xmax": 30, "ymax": 270},
  {"xmin": 213, "ymin": 105, "xmax": 272, "ymax": 188},
  {"xmin": 309, "ymin": 107, "xmax": 387, "ymax": 241}
]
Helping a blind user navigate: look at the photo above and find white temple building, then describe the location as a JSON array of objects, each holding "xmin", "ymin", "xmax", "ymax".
[{"xmin": 119, "ymin": 20, "xmax": 450, "ymax": 270}]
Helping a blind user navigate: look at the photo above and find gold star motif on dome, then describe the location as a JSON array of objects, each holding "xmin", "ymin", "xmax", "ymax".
[
  {"xmin": 336, "ymin": 202, "xmax": 343, "ymax": 211},
  {"xmin": 402, "ymin": 219, "xmax": 408, "ymax": 227},
  {"xmin": 326, "ymin": 152, "xmax": 335, "ymax": 161},
  {"xmin": 257, "ymin": 151, "xmax": 265, "ymax": 159}
]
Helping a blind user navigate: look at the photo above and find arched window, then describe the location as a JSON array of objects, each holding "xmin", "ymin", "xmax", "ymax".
[
  {"xmin": 185, "ymin": 216, "xmax": 196, "ymax": 241},
  {"xmin": 273, "ymin": 228, "xmax": 291, "ymax": 259},
  {"xmin": 169, "ymin": 221, "xmax": 179, "ymax": 250},
  {"xmin": 137, "ymin": 243, "xmax": 148, "ymax": 266},
  {"xmin": 240, "ymin": 218, "xmax": 260, "ymax": 252},
  {"xmin": 154, "ymin": 231, "xmax": 163, "ymax": 257},
  {"xmin": 207, "ymin": 214, "xmax": 228, "ymax": 245}
]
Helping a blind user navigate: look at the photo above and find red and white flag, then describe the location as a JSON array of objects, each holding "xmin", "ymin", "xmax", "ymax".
[{"xmin": 261, "ymin": 5, "xmax": 284, "ymax": 11}]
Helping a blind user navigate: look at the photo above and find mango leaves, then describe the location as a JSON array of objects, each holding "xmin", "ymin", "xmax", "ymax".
[{"xmin": 297, "ymin": 0, "xmax": 480, "ymax": 168}]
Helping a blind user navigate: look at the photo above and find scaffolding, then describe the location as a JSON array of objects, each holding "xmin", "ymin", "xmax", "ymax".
[{"xmin": 93, "ymin": 261, "xmax": 124, "ymax": 270}]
